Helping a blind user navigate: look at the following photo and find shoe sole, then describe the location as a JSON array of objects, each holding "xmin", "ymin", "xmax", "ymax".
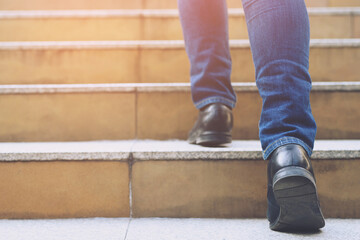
[
  {"xmin": 193, "ymin": 131, "xmax": 232, "ymax": 147},
  {"xmin": 270, "ymin": 166, "xmax": 325, "ymax": 232}
]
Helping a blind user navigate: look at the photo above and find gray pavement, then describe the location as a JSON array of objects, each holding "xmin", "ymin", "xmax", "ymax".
[
  {"xmin": 0, "ymin": 218, "xmax": 359, "ymax": 240},
  {"xmin": 1, "ymin": 140, "xmax": 359, "ymax": 161}
]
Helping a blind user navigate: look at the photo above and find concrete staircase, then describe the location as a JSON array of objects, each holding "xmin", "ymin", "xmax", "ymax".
[
  {"xmin": 0, "ymin": 0, "xmax": 359, "ymax": 221},
  {"xmin": 1, "ymin": 140, "xmax": 359, "ymax": 219}
]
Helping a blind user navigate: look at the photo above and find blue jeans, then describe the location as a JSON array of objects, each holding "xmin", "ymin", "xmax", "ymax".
[{"xmin": 178, "ymin": 0, "xmax": 317, "ymax": 159}]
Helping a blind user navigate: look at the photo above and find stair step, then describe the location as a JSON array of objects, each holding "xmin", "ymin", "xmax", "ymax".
[
  {"xmin": 0, "ymin": 39, "xmax": 359, "ymax": 84},
  {"xmin": 1, "ymin": 0, "xmax": 359, "ymax": 10},
  {"xmin": 1, "ymin": 218, "xmax": 359, "ymax": 240},
  {"xmin": 0, "ymin": 0, "xmax": 144, "ymax": 10},
  {"xmin": 0, "ymin": 8, "xmax": 359, "ymax": 41},
  {"xmin": 0, "ymin": 140, "xmax": 359, "ymax": 219},
  {"xmin": 0, "ymin": 82, "xmax": 359, "ymax": 141}
]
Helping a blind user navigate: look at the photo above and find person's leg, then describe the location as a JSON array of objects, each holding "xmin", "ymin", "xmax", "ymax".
[
  {"xmin": 242, "ymin": 0, "xmax": 316, "ymax": 159},
  {"xmin": 178, "ymin": 0, "xmax": 236, "ymax": 109},
  {"xmin": 178, "ymin": 0, "xmax": 235, "ymax": 146},
  {"xmin": 242, "ymin": 0, "xmax": 324, "ymax": 231}
]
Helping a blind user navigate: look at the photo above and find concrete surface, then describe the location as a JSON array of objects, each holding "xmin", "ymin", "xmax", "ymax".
[
  {"xmin": 0, "ymin": 218, "xmax": 359, "ymax": 240},
  {"xmin": 1, "ymin": 140, "xmax": 359, "ymax": 161}
]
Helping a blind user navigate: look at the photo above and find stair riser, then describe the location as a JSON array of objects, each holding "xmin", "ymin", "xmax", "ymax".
[
  {"xmin": 328, "ymin": 0, "xmax": 360, "ymax": 7},
  {"xmin": 138, "ymin": 91, "xmax": 360, "ymax": 140},
  {"xmin": 132, "ymin": 159, "xmax": 360, "ymax": 218},
  {"xmin": 0, "ymin": 45, "xmax": 359, "ymax": 84},
  {"xmin": 0, "ymin": 0, "xmax": 359, "ymax": 10},
  {"xmin": 0, "ymin": 161, "xmax": 129, "ymax": 219},
  {"xmin": 355, "ymin": 16, "xmax": 360, "ymax": 37},
  {"xmin": 0, "ymin": 18, "xmax": 144, "ymax": 41},
  {"xmin": 0, "ymin": 90, "xmax": 359, "ymax": 141},
  {"xmin": 0, "ymin": 14, "xmax": 358, "ymax": 41},
  {"xmin": 0, "ymin": 158, "xmax": 358, "ymax": 218},
  {"xmin": 0, "ymin": 93, "xmax": 136, "ymax": 141},
  {"xmin": 0, "ymin": 0, "xmax": 144, "ymax": 10}
]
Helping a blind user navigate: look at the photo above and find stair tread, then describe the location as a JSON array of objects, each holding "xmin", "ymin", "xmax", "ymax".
[
  {"xmin": 1, "ymin": 39, "xmax": 360, "ymax": 49},
  {"xmin": 0, "ymin": 218, "xmax": 359, "ymax": 240},
  {"xmin": 1, "ymin": 0, "xmax": 360, "ymax": 10},
  {"xmin": 1, "ymin": 140, "xmax": 359, "ymax": 161},
  {"xmin": 1, "ymin": 82, "xmax": 359, "ymax": 94},
  {"xmin": 1, "ymin": 7, "xmax": 359, "ymax": 18}
]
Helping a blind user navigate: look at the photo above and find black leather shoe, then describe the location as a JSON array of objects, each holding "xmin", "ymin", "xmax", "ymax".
[
  {"xmin": 188, "ymin": 103, "xmax": 233, "ymax": 146},
  {"xmin": 267, "ymin": 144, "xmax": 325, "ymax": 232}
]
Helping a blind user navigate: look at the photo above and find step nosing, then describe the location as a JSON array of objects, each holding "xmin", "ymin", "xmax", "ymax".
[
  {"xmin": 0, "ymin": 9, "xmax": 180, "ymax": 19},
  {"xmin": 0, "ymin": 82, "xmax": 359, "ymax": 94},
  {"xmin": 0, "ymin": 83, "xmax": 138, "ymax": 94},
  {"xmin": 311, "ymin": 82, "xmax": 360, "ymax": 91},
  {"xmin": 0, "ymin": 40, "xmax": 186, "ymax": 50},
  {"xmin": 0, "ymin": 140, "xmax": 359, "ymax": 161},
  {"xmin": 0, "ymin": 8, "xmax": 359, "ymax": 19},
  {"xmin": 0, "ymin": 152, "xmax": 130, "ymax": 161},
  {"xmin": 307, "ymin": 7, "xmax": 360, "ymax": 15},
  {"xmin": 0, "ymin": 39, "xmax": 359, "ymax": 50}
]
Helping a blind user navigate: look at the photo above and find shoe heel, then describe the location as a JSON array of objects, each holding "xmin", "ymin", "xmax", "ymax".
[
  {"xmin": 273, "ymin": 166, "xmax": 316, "ymax": 189},
  {"xmin": 271, "ymin": 166, "xmax": 325, "ymax": 232}
]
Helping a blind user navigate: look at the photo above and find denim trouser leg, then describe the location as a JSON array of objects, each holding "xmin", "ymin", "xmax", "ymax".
[
  {"xmin": 178, "ymin": 0, "xmax": 317, "ymax": 159},
  {"xmin": 242, "ymin": 0, "xmax": 316, "ymax": 159},
  {"xmin": 178, "ymin": 0, "xmax": 237, "ymax": 109}
]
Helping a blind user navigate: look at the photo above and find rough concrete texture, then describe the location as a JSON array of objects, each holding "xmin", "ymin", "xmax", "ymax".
[
  {"xmin": 0, "ymin": 218, "xmax": 359, "ymax": 240},
  {"xmin": 0, "ymin": 140, "xmax": 135, "ymax": 161},
  {"xmin": 1, "ymin": 140, "xmax": 359, "ymax": 161},
  {"xmin": 0, "ymin": 218, "xmax": 129, "ymax": 240}
]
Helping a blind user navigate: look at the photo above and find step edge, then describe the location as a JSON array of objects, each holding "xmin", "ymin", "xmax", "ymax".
[
  {"xmin": 0, "ymin": 9, "xmax": 180, "ymax": 19},
  {"xmin": 0, "ymin": 82, "xmax": 359, "ymax": 94},
  {"xmin": 0, "ymin": 40, "xmax": 186, "ymax": 50},
  {"xmin": 307, "ymin": 7, "xmax": 360, "ymax": 15},
  {"xmin": 0, "ymin": 83, "xmax": 138, "ymax": 94},
  {"xmin": 0, "ymin": 140, "xmax": 359, "ymax": 161},
  {"xmin": 0, "ymin": 152, "xmax": 130, "ymax": 161},
  {"xmin": 1, "ymin": 39, "xmax": 359, "ymax": 50},
  {"xmin": 0, "ymin": 140, "xmax": 135, "ymax": 161},
  {"xmin": 0, "ymin": 8, "xmax": 359, "ymax": 19}
]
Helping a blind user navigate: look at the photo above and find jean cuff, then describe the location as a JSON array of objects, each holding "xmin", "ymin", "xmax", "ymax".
[
  {"xmin": 195, "ymin": 96, "xmax": 236, "ymax": 109},
  {"xmin": 263, "ymin": 137, "xmax": 313, "ymax": 160}
]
